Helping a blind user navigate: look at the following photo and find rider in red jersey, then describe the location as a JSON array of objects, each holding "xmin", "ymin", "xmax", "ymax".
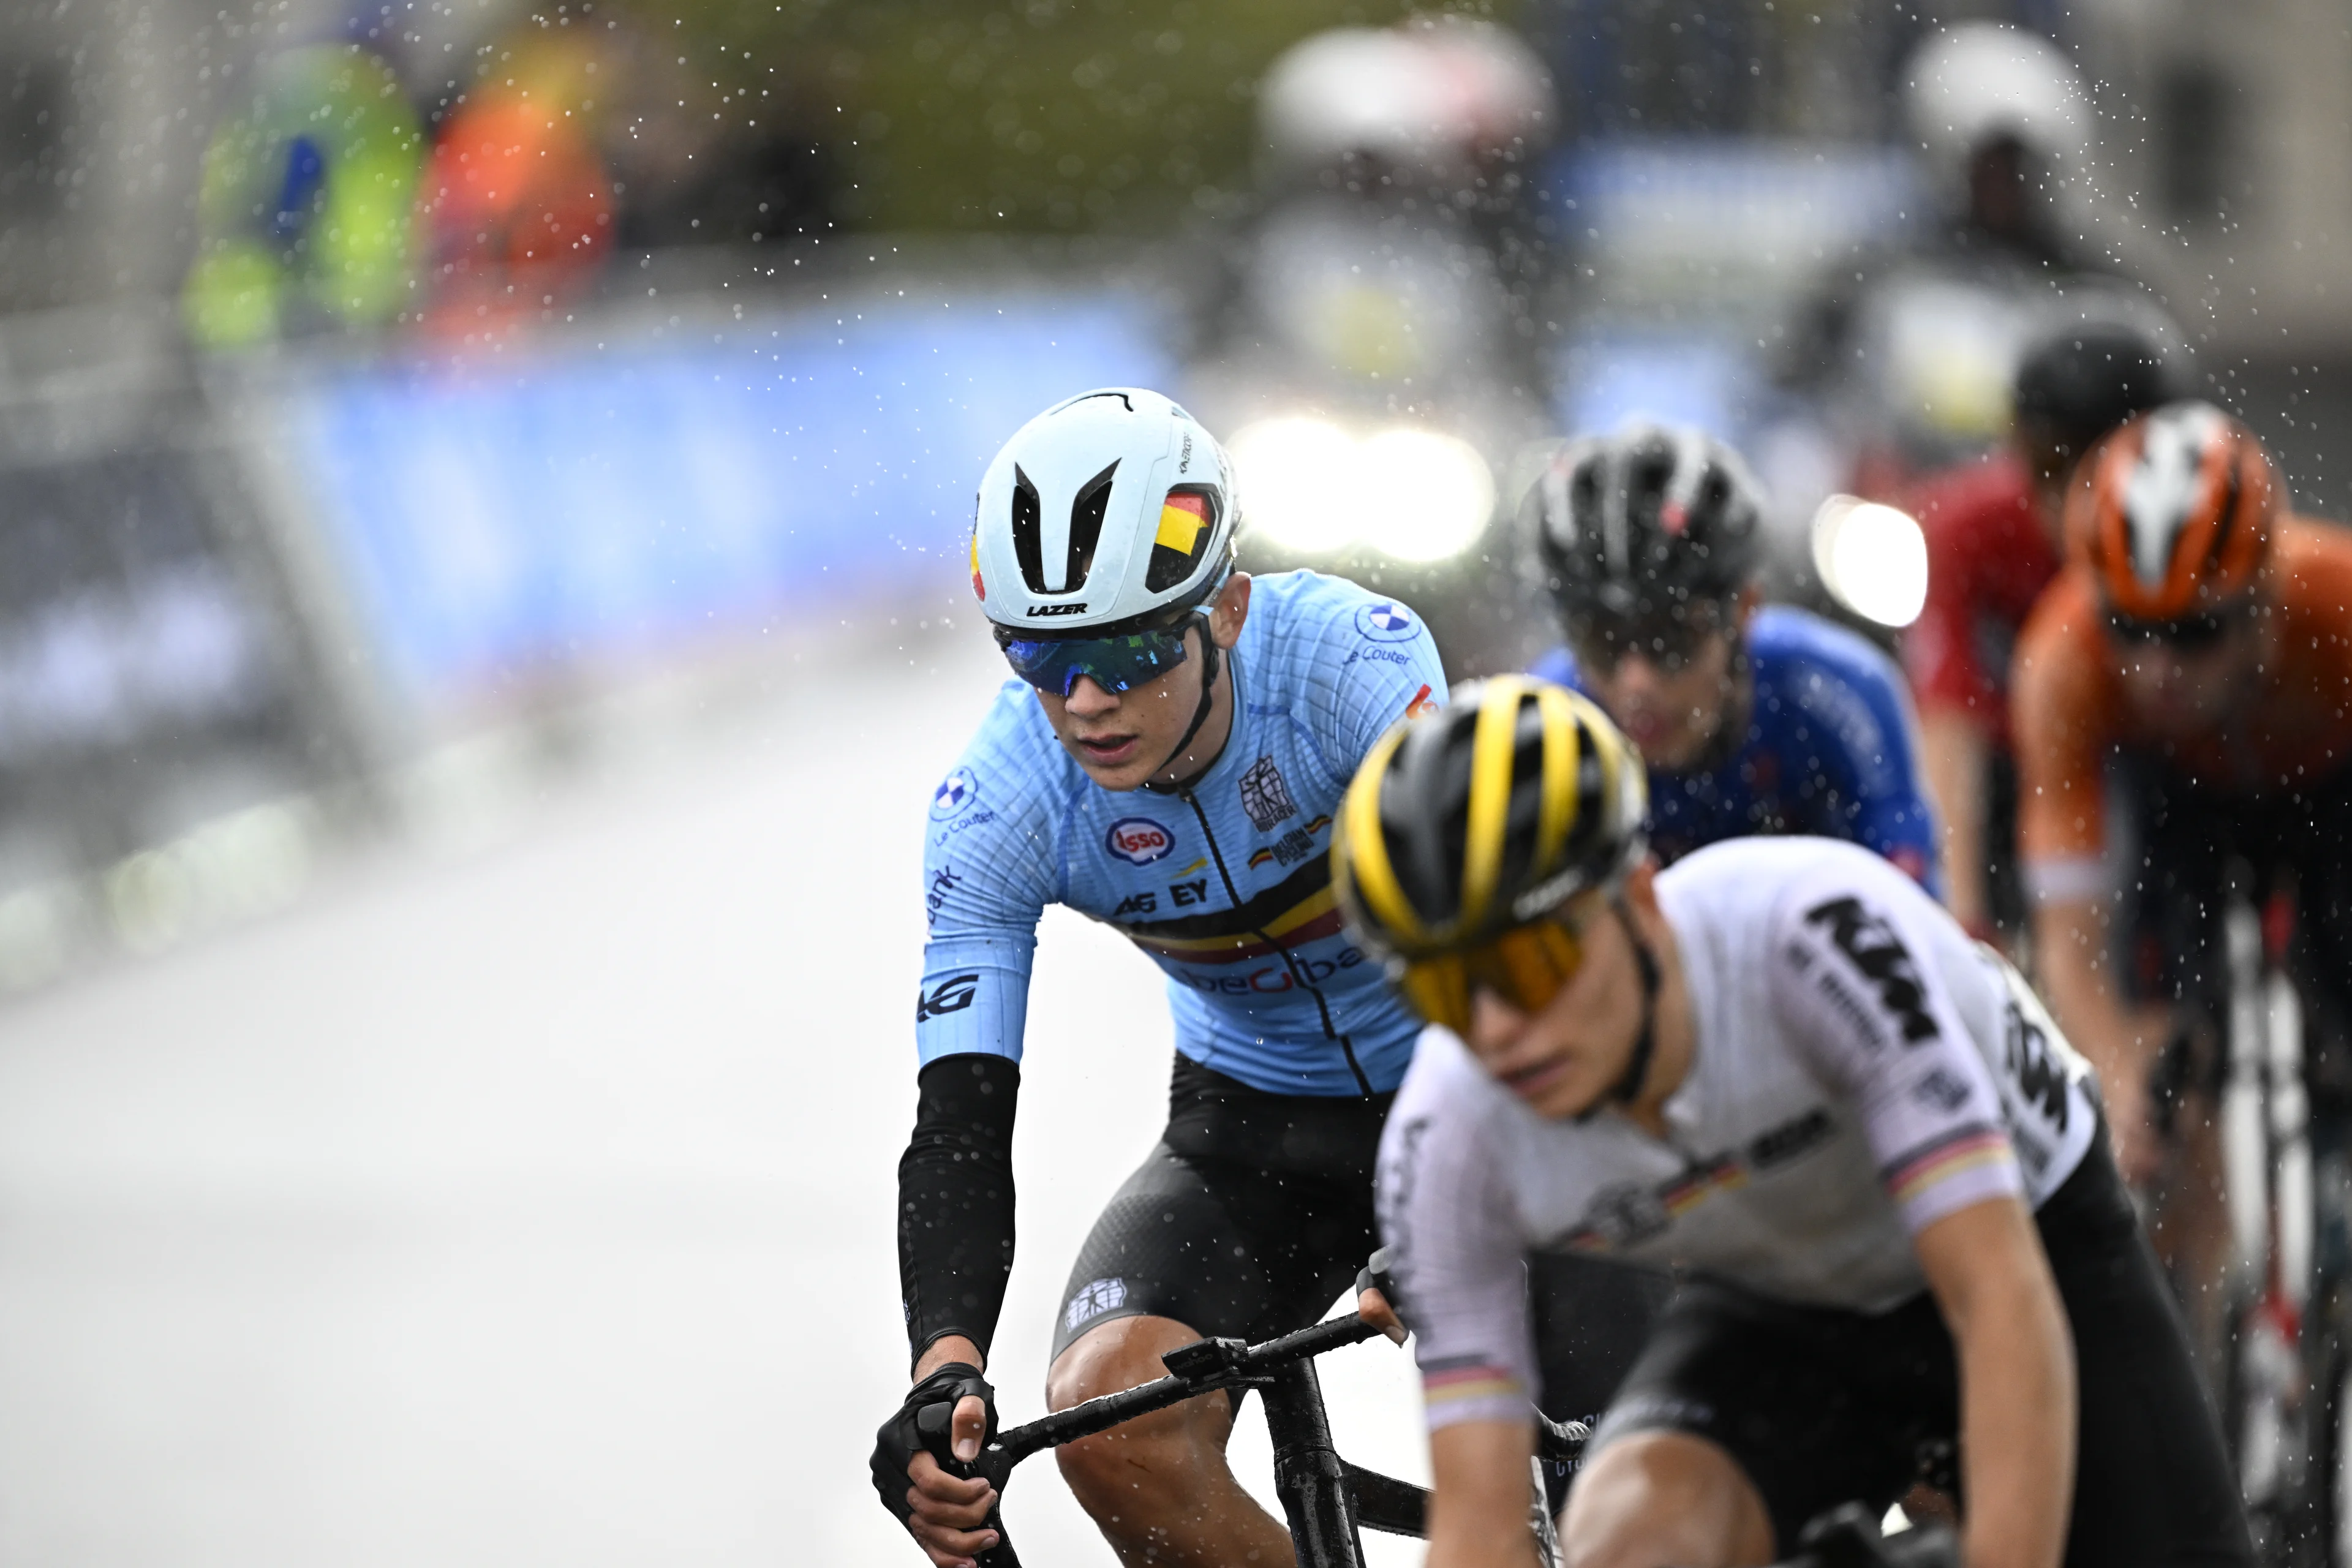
[{"xmin": 1902, "ymin": 321, "xmax": 2174, "ymax": 938}]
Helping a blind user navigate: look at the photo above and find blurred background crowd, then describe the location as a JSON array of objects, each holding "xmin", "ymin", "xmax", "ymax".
[{"xmin": 0, "ymin": 0, "xmax": 2341, "ymax": 990}]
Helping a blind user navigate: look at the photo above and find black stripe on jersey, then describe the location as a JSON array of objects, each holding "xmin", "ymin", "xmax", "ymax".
[{"xmin": 1118, "ymin": 851, "xmax": 1331, "ymax": 941}]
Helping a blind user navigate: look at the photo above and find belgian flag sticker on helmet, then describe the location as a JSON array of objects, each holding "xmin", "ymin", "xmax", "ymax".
[{"xmin": 1145, "ymin": 489, "xmax": 1216, "ymax": 593}]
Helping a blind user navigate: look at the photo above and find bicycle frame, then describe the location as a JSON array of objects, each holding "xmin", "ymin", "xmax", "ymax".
[
  {"xmin": 952, "ymin": 1311, "xmax": 1586, "ymax": 1568},
  {"xmin": 2221, "ymin": 887, "xmax": 2297, "ymax": 1515},
  {"xmin": 2211, "ymin": 869, "xmax": 2352, "ymax": 1568}
]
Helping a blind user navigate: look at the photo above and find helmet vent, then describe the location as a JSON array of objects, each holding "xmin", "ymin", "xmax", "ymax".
[
  {"xmin": 1011, "ymin": 466, "xmax": 1049, "ymax": 594},
  {"xmin": 2121, "ymin": 405, "xmax": 2220, "ymax": 587},
  {"xmin": 2197, "ymin": 452, "xmax": 2244, "ymax": 586},
  {"xmin": 1065, "ymin": 461, "xmax": 1118, "ymax": 592}
]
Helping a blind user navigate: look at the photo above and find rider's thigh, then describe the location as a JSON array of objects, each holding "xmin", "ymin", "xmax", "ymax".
[
  {"xmin": 1046, "ymin": 1313, "xmax": 1243, "ymax": 1507},
  {"xmin": 1046, "ymin": 1311, "xmax": 1221, "ymax": 1414},
  {"xmin": 1561, "ymin": 1430, "xmax": 1774, "ymax": 1568},
  {"xmin": 1049, "ymin": 1133, "xmax": 1377, "ymax": 1363}
]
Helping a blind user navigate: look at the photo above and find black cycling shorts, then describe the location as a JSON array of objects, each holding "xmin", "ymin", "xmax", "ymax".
[
  {"xmin": 1590, "ymin": 1133, "xmax": 2254, "ymax": 1568},
  {"xmin": 1529, "ymin": 1252, "xmax": 1676, "ymax": 1507},
  {"xmin": 2113, "ymin": 752, "xmax": 2352, "ymax": 1106},
  {"xmin": 1049, "ymin": 1054, "xmax": 1389, "ymax": 1370}
]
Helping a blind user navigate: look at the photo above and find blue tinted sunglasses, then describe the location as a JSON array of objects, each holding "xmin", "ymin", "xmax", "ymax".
[{"xmin": 996, "ymin": 620, "xmax": 1196, "ymax": 696}]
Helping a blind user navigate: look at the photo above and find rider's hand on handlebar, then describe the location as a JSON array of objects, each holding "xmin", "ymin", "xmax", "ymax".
[
  {"xmin": 1355, "ymin": 1247, "xmax": 1408, "ymax": 1344},
  {"xmin": 873, "ymin": 1349, "xmax": 1001, "ymax": 1568},
  {"xmin": 905, "ymin": 1401, "xmax": 997, "ymax": 1568},
  {"xmin": 1357, "ymin": 1286, "xmax": 1408, "ymax": 1344}
]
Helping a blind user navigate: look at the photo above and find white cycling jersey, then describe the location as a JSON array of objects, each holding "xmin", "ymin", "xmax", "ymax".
[{"xmin": 1374, "ymin": 835, "xmax": 2099, "ymax": 1431}]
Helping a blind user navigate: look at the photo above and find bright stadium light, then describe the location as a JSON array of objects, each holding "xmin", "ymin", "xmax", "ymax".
[
  {"xmin": 1229, "ymin": 418, "xmax": 1493, "ymax": 562},
  {"xmin": 1228, "ymin": 417, "xmax": 1360, "ymax": 554},
  {"xmin": 1811, "ymin": 495, "xmax": 1929, "ymax": 628},
  {"xmin": 1359, "ymin": 428, "xmax": 1494, "ymax": 562}
]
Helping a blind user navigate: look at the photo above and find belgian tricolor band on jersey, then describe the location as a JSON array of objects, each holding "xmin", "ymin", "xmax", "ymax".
[{"xmin": 1115, "ymin": 853, "xmax": 1344, "ymax": 967}]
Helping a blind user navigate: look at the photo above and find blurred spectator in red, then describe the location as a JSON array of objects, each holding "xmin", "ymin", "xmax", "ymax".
[
  {"xmin": 1901, "ymin": 318, "xmax": 2176, "ymax": 938},
  {"xmin": 415, "ymin": 34, "xmax": 612, "ymax": 341}
]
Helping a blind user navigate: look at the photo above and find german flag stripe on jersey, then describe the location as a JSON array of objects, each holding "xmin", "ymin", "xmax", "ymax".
[
  {"xmin": 1117, "ymin": 852, "xmax": 1340, "ymax": 965},
  {"xmin": 1560, "ymin": 1155, "xmax": 1749, "ymax": 1252},
  {"xmin": 1883, "ymin": 1125, "xmax": 2013, "ymax": 1208},
  {"xmin": 1662, "ymin": 1155, "xmax": 1747, "ymax": 1215},
  {"xmin": 1421, "ymin": 1360, "xmax": 1525, "ymax": 1408}
]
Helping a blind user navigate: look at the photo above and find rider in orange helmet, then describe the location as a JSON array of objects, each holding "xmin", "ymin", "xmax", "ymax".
[
  {"xmin": 2073, "ymin": 405, "xmax": 2275, "ymax": 631},
  {"xmin": 2012, "ymin": 405, "xmax": 2352, "ymax": 1300}
]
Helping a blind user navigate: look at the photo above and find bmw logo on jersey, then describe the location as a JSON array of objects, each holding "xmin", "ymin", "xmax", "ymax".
[
  {"xmin": 1355, "ymin": 602, "xmax": 1420, "ymax": 641},
  {"xmin": 931, "ymin": 768, "xmax": 979, "ymax": 820}
]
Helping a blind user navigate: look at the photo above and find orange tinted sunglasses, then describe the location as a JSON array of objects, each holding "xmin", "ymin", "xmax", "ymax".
[{"xmin": 1397, "ymin": 914, "xmax": 1588, "ymax": 1036}]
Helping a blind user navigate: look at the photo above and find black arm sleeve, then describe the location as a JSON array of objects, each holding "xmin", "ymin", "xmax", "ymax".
[{"xmin": 897, "ymin": 1052, "xmax": 1020, "ymax": 1369}]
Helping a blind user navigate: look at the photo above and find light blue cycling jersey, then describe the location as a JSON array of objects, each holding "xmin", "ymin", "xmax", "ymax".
[{"xmin": 917, "ymin": 570, "xmax": 1447, "ymax": 1097}]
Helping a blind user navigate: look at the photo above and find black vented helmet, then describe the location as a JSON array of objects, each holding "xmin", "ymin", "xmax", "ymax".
[
  {"xmin": 1334, "ymin": 677, "xmax": 1648, "ymax": 971},
  {"xmin": 2011, "ymin": 320, "xmax": 2179, "ymax": 466},
  {"xmin": 1524, "ymin": 424, "xmax": 1763, "ymax": 622}
]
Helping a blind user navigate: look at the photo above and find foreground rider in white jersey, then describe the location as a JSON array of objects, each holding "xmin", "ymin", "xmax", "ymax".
[{"xmin": 1333, "ymin": 680, "xmax": 2250, "ymax": 1568}]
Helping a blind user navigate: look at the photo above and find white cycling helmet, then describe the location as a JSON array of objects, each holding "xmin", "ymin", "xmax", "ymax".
[
  {"xmin": 972, "ymin": 388, "xmax": 1239, "ymax": 635},
  {"xmin": 1904, "ymin": 24, "xmax": 2089, "ymax": 205},
  {"xmin": 1259, "ymin": 19, "xmax": 1550, "ymax": 178}
]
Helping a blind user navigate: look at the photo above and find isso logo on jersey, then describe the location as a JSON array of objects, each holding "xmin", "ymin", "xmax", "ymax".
[{"xmin": 1105, "ymin": 818, "xmax": 1175, "ymax": 865}]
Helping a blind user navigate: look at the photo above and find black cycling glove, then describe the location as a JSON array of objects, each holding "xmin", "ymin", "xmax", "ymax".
[{"xmin": 870, "ymin": 1362, "xmax": 999, "ymax": 1526}]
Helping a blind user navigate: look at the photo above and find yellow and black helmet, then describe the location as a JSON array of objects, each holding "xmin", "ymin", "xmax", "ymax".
[{"xmin": 1334, "ymin": 676, "xmax": 1648, "ymax": 974}]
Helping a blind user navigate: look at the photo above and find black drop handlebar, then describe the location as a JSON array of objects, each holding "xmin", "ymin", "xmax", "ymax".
[
  {"xmin": 948, "ymin": 1308, "xmax": 1588, "ymax": 1568},
  {"xmin": 974, "ymin": 1310, "xmax": 1586, "ymax": 1486}
]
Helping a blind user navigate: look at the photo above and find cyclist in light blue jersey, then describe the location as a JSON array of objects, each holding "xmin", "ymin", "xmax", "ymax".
[{"xmin": 873, "ymin": 388, "xmax": 1445, "ymax": 1568}]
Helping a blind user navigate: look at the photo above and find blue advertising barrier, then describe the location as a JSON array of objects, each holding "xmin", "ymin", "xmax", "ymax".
[{"xmin": 285, "ymin": 291, "xmax": 1172, "ymax": 701}]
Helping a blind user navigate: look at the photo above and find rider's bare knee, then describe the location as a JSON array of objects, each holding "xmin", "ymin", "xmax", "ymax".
[
  {"xmin": 1562, "ymin": 1432, "xmax": 1773, "ymax": 1568},
  {"xmin": 1046, "ymin": 1314, "xmax": 1224, "ymax": 1515},
  {"xmin": 1054, "ymin": 1414, "xmax": 1178, "ymax": 1513}
]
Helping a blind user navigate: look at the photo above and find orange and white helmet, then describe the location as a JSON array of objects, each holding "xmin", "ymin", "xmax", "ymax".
[{"xmin": 2069, "ymin": 401, "xmax": 2278, "ymax": 625}]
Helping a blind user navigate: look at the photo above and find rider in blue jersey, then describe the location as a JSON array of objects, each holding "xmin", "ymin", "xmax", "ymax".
[
  {"xmin": 1525, "ymin": 424, "xmax": 1941, "ymax": 892},
  {"xmin": 1509, "ymin": 423, "xmax": 1943, "ymax": 1507},
  {"xmin": 1529, "ymin": 607, "xmax": 1940, "ymax": 887},
  {"xmin": 874, "ymin": 389, "xmax": 1445, "ymax": 1568}
]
